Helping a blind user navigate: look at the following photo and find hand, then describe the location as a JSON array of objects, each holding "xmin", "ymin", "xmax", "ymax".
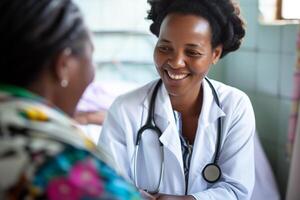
[
  {"xmin": 74, "ymin": 111, "xmax": 106, "ymax": 125},
  {"xmin": 139, "ymin": 190, "xmax": 157, "ymax": 200},
  {"xmin": 156, "ymin": 194, "xmax": 196, "ymax": 200}
]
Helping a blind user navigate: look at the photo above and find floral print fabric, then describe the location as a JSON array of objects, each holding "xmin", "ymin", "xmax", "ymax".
[{"xmin": 0, "ymin": 87, "xmax": 141, "ymax": 200}]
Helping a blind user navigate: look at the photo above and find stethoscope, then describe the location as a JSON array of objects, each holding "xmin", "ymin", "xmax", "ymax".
[{"xmin": 133, "ymin": 77, "xmax": 222, "ymax": 194}]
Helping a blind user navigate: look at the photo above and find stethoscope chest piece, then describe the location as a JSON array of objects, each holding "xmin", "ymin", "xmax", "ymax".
[{"xmin": 202, "ymin": 163, "xmax": 221, "ymax": 183}]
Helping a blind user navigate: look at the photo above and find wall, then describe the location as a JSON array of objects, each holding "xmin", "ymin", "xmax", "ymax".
[{"xmin": 209, "ymin": 0, "xmax": 298, "ymax": 197}]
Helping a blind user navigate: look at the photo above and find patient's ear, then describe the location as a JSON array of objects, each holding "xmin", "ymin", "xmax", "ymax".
[{"xmin": 53, "ymin": 48, "xmax": 72, "ymax": 87}]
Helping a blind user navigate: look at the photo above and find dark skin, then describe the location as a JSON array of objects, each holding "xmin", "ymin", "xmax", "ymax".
[
  {"xmin": 141, "ymin": 190, "xmax": 195, "ymax": 200},
  {"xmin": 177, "ymin": 86, "xmax": 203, "ymax": 144},
  {"xmin": 28, "ymin": 38, "xmax": 95, "ymax": 117},
  {"xmin": 149, "ymin": 13, "xmax": 222, "ymax": 199},
  {"xmin": 74, "ymin": 111, "xmax": 106, "ymax": 125},
  {"xmin": 155, "ymin": 194, "xmax": 195, "ymax": 200}
]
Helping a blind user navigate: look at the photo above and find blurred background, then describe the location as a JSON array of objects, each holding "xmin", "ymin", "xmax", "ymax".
[{"xmin": 73, "ymin": 0, "xmax": 300, "ymax": 199}]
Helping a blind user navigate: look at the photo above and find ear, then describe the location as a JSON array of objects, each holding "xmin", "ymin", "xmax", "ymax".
[
  {"xmin": 211, "ymin": 45, "xmax": 223, "ymax": 65},
  {"xmin": 53, "ymin": 48, "xmax": 72, "ymax": 87}
]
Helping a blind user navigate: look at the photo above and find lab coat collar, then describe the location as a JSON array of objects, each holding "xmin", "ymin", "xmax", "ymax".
[
  {"xmin": 142, "ymin": 79, "xmax": 226, "ymax": 129},
  {"xmin": 200, "ymin": 78, "xmax": 226, "ymax": 128},
  {"xmin": 142, "ymin": 80, "xmax": 176, "ymax": 126},
  {"xmin": 142, "ymin": 79, "xmax": 226, "ymax": 123},
  {"xmin": 142, "ymin": 81, "xmax": 179, "ymax": 147}
]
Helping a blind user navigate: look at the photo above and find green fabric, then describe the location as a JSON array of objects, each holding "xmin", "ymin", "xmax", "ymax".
[{"xmin": 0, "ymin": 84, "xmax": 40, "ymax": 100}]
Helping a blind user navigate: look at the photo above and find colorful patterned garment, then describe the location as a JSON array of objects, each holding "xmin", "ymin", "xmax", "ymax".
[
  {"xmin": 287, "ymin": 26, "xmax": 300, "ymax": 158},
  {"xmin": 0, "ymin": 85, "xmax": 141, "ymax": 200}
]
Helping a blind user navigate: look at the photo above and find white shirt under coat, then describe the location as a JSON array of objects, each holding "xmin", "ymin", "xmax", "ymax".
[{"xmin": 99, "ymin": 78, "xmax": 255, "ymax": 200}]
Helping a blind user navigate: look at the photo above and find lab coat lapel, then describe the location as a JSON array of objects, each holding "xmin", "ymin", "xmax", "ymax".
[
  {"xmin": 156, "ymin": 84, "xmax": 186, "ymax": 192},
  {"xmin": 142, "ymin": 82, "xmax": 185, "ymax": 178},
  {"xmin": 157, "ymin": 89, "xmax": 184, "ymax": 169},
  {"xmin": 188, "ymin": 79, "xmax": 226, "ymax": 191}
]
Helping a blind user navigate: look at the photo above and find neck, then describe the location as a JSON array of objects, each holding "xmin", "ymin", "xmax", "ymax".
[
  {"xmin": 26, "ymin": 74, "xmax": 73, "ymax": 116},
  {"xmin": 170, "ymin": 83, "xmax": 203, "ymax": 117},
  {"xmin": 27, "ymin": 73, "xmax": 54, "ymax": 104}
]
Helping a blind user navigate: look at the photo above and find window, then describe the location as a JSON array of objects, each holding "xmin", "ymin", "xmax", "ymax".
[
  {"xmin": 259, "ymin": 0, "xmax": 300, "ymax": 24},
  {"xmin": 281, "ymin": 0, "xmax": 300, "ymax": 20},
  {"xmin": 73, "ymin": 0, "xmax": 158, "ymax": 86}
]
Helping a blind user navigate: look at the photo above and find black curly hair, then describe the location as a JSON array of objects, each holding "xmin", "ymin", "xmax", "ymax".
[
  {"xmin": 147, "ymin": 0, "xmax": 245, "ymax": 58},
  {"xmin": 0, "ymin": 0, "xmax": 89, "ymax": 87}
]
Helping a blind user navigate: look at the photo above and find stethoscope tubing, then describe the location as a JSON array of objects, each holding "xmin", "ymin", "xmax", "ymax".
[
  {"xmin": 134, "ymin": 77, "xmax": 222, "ymax": 193},
  {"xmin": 205, "ymin": 77, "xmax": 222, "ymax": 164}
]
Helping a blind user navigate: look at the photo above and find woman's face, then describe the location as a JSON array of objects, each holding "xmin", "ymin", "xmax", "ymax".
[
  {"xmin": 154, "ymin": 13, "xmax": 222, "ymax": 98},
  {"xmin": 59, "ymin": 35, "xmax": 95, "ymax": 116}
]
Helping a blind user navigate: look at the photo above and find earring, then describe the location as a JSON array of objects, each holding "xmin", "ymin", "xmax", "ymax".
[
  {"xmin": 64, "ymin": 48, "xmax": 72, "ymax": 56},
  {"xmin": 61, "ymin": 79, "xmax": 69, "ymax": 88}
]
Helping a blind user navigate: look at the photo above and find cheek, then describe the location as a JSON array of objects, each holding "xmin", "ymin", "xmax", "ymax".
[
  {"xmin": 153, "ymin": 51, "xmax": 165, "ymax": 70},
  {"xmin": 71, "ymin": 61, "xmax": 94, "ymax": 93},
  {"xmin": 191, "ymin": 58, "xmax": 212, "ymax": 74},
  {"xmin": 80, "ymin": 58, "xmax": 95, "ymax": 85},
  {"xmin": 86, "ymin": 61, "xmax": 95, "ymax": 83}
]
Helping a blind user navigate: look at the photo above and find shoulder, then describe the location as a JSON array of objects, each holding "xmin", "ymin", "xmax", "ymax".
[
  {"xmin": 209, "ymin": 79, "xmax": 252, "ymax": 109},
  {"xmin": 0, "ymin": 99, "xmax": 141, "ymax": 199},
  {"xmin": 208, "ymin": 79, "xmax": 254, "ymax": 124}
]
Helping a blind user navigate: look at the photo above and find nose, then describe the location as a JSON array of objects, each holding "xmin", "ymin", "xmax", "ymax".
[{"xmin": 168, "ymin": 52, "xmax": 186, "ymax": 69}]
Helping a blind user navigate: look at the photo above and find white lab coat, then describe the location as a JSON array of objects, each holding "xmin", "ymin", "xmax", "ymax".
[{"xmin": 99, "ymin": 78, "xmax": 255, "ymax": 200}]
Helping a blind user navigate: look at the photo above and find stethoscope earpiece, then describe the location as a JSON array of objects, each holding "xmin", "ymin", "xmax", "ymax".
[{"xmin": 202, "ymin": 163, "xmax": 221, "ymax": 183}]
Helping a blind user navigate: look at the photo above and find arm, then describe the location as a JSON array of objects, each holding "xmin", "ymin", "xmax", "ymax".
[
  {"xmin": 74, "ymin": 111, "xmax": 106, "ymax": 125},
  {"xmin": 140, "ymin": 192, "xmax": 195, "ymax": 200},
  {"xmin": 191, "ymin": 94, "xmax": 255, "ymax": 200},
  {"xmin": 98, "ymin": 101, "xmax": 133, "ymax": 180},
  {"xmin": 156, "ymin": 194, "xmax": 196, "ymax": 200}
]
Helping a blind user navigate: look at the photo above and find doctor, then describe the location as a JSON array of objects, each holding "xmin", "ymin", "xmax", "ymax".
[{"xmin": 99, "ymin": 0, "xmax": 255, "ymax": 199}]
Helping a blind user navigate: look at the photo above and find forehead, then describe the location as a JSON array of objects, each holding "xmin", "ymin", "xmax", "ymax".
[{"xmin": 159, "ymin": 13, "xmax": 212, "ymax": 44}]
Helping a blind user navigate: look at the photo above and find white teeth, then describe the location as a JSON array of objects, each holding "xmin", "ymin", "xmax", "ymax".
[{"xmin": 167, "ymin": 71, "xmax": 188, "ymax": 80}]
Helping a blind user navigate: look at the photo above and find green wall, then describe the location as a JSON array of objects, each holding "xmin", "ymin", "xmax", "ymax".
[{"xmin": 209, "ymin": 0, "xmax": 298, "ymax": 198}]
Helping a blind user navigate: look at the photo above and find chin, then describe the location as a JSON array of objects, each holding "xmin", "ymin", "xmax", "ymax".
[{"xmin": 165, "ymin": 86, "xmax": 185, "ymax": 97}]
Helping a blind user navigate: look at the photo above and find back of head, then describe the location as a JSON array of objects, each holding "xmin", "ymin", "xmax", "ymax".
[
  {"xmin": 147, "ymin": 0, "xmax": 245, "ymax": 58},
  {"xmin": 0, "ymin": 0, "xmax": 88, "ymax": 87}
]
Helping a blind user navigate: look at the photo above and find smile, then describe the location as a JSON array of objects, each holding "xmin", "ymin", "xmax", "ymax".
[{"xmin": 166, "ymin": 71, "xmax": 189, "ymax": 80}]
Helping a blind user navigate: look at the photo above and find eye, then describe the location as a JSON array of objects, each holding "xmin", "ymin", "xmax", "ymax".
[
  {"xmin": 157, "ymin": 45, "xmax": 172, "ymax": 53},
  {"xmin": 185, "ymin": 50, "xmax": 202, "ymax": 57}
]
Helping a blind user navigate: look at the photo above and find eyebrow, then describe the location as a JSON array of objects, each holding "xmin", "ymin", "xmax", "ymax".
[
  {"xmin": 186, "ymin": 43, "xmax": 202, "ymax": 48},
  {"xmin": 159, "ymin": 38, "xmax": 203, "ymax": 48},
  {"xmin": 159, "ymin": 39, "xmax": 171, "ymax": 43}
]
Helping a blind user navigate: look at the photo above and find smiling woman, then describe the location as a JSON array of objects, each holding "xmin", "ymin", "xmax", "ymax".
[
  {"xmin": 154, "ymin": 14, "xmax": 222, "ymax": 105},
  {"xmin": 99, "ymin": 0, "xmax": 256, "ymax": 200}
]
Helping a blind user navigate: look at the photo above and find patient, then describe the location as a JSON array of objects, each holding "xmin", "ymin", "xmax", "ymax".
[{"xmin": 0, "ymin": 0, "xmax": 140, "ymax": 199}]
